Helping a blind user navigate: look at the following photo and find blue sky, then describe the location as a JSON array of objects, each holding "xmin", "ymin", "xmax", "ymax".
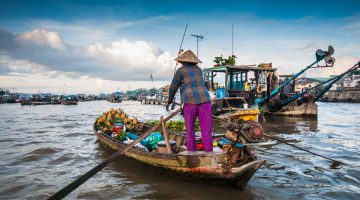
[{"xmin": 0, "ymin": 0, "xmax": 359, "ymax": 94}]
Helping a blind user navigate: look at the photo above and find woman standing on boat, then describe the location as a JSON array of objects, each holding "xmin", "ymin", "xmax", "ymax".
[{"xmin": 166, "ymin": 50, "xmax": 213, "ymax": 152}]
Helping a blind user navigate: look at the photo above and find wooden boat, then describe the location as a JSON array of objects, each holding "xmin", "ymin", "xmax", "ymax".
[
  {"xmin": 62, "ymin": 100, "xmax": 78, "ymax": 105},
  {"xmin": 94, "ymin": 122, "xmax": 265, "ymax": 189},
  {"xmin": 32, "ymin": 101, "xmax": 51, "ymax": 105},
  {"xmin": 62, "ymin": 95, "xmax": 78, "ymax": 105},
  {"xmin": 20, "ymin": 99, "xmax": 32, "ymax": 106},
  {"xmin": 265, "ymin": 97, "xmax": 318, "ymax": 116},
  {"xmin": 203, "ymin": 65, "xmax": 277, "ymax": 117},
  {"xmin": 109, "ymin": 92, "xmax": 123, "ymax": 103},
  {"xmin": 51, "ymin": 95, "xmax": 63, "ymax": 105},
  {"xmin": 267, "ymin": 101, "xmax": 317, "ymax": 116}
]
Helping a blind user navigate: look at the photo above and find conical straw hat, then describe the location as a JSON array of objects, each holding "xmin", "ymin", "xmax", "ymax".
[{"xmin": 175, "ymin": 50, "xmax": 202, "ymax": 64}]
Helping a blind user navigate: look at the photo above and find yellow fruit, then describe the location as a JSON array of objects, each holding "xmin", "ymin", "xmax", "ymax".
[
  {"xmin": 107, "ymin": 113, "xmax": 112, "ymax": 120},
  {"xmin": 121, "ymin": 113, "xmax": 125, "ymax": 119},
  {"xmin": 213, "ymin": 141, "xmax": 218, "ymax": 147},
  {"xmin": 106, "ymin": 121, "xmax": 111, "ymax": 126},
  {"xmin": 133, "ymin": 118, "xmax": 138, "ymax": 125}
]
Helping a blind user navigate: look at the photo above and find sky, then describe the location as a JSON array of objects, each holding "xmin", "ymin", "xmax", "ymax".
[{"xmin": 0, "ymin": 0, "xmax": 359, "ymax": 94}]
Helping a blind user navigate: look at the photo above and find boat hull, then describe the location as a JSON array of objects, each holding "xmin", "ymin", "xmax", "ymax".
[
  {"xmin": 268, "ymin": 102, "xmax": 318, "ymax": 117},
  {"xmin": 108, "ymin": 100, "xmax": 122, "ymax": 103},
  {"xmin": 62, "ymin": 101, "xmax": 78, "ymax": 105},
  {"xmin": 32, "ymin": 101, "xmax": 51, "ymax": 106},
  {"xmin": 95, "ymin": 129, "xmax": 265, "ymax": 189}
]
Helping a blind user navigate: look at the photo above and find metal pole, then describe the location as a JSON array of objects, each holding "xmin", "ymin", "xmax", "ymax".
[
  {"xmin": 232, "ymin": 24, "xmax": 234, "ymax": 56},
  {"xmin": 196, "ymin": 38, "xmax": 199, "ymax": 57}
]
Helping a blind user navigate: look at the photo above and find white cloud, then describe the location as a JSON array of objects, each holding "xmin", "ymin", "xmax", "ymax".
[
  {"xmin": 0, "ymin": 55, "xmax": 47, "ymax": 74},
  {"xmin": 15, "ymin": 29, "xmax": 66, "ymax": 50},
  {"xmin": 88, "ymin": 39, "xmax": 163, "ymax": 67},
  {"xmin": 0, "ymin": 28, "xmax": 175, "ymax": 82}
]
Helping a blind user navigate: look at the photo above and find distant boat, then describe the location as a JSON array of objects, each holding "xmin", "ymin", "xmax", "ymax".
[
  {"xmin": 32, "ymin": 101, "xmax": 51, "ymax": 106},
  {"xmin": 62, "ymin": 95, "xmax": 78, "ymax": 105},
  {"xmin": 31, "ymin": 93, "xmax": 51, "ymax": 106},
  {"xmin": 20, "ymin": 99, "xmax": 32, "ymax": 106},
  {"xmin": 51, "ymin": 95, "xmax": 63, "ymax": 105},
  {"xmin": 108, "ymin": 92, "xmax": 122, "ymax": 103}
]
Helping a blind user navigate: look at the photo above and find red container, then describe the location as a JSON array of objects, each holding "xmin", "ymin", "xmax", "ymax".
[{"xmin": 196, "ymin": 143, "xmax": 204, "ymax": 151}]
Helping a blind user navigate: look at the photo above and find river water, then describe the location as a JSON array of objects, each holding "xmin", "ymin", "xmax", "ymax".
[{"xmin": 0, "ymin": 101, "xmax": 359, "ymax": 200}]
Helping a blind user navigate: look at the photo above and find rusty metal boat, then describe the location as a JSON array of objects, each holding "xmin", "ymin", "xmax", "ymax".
[{"xmin": 94, "ymin": 122, "xmax": 265, "ymax": 189}]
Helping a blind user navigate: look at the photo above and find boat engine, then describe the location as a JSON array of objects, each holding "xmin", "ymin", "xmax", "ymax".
[
  {"xmin": 226, "ymin": 120, "xmax": 264, "ymax": 143},
  {"xmin": 242, "ymin": 121, "xmax": 264, "ymax": 142}
]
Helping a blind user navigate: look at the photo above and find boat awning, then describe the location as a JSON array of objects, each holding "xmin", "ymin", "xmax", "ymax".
[{"xmin": 203, "ymin": 65, "xmax": 277, "ymax": 73}]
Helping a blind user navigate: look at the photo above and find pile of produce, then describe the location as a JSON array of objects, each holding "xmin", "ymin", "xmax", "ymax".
[
  {"xmin": 165, "ymin": 119, "xmax": 200, "ymax": 132},
  {"xmin": 96, "ymin": 108, "xmax": 164, "ymax": 151},
  {"xmin": 96, "ymin": 108, "xmax": 140, "ymax": 139}
]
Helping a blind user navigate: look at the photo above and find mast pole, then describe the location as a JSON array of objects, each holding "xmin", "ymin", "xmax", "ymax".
[{"xmin": 232, "ymin": 24, "xmax": 234, "ymax": 56}]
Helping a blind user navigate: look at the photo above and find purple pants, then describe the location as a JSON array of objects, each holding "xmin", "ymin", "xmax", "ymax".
[{"xmin": 183, "ymin": 102, "xmax": 213, "ymax": 152}]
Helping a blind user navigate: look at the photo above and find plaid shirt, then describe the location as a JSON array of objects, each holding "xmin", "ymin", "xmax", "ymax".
[{"xmin": 168, "ymin": 64, "xmax": 211, "ymax": 104}]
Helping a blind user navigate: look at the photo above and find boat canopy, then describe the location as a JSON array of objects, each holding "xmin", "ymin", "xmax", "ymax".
[
  {"xmin": 203, "ymin": 65, "xmax": 277, "ymax": 73},
  {"xmin": 112, "ymin": 92, "xmax": 122, "ymax": 97}
]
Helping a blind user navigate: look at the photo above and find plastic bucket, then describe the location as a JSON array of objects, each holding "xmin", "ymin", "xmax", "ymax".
[{"xmin": 216, "ymin": 87, "xmax": 228, "ymax": 98}]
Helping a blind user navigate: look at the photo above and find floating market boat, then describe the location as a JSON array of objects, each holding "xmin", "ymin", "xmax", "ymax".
[
  {"xmin": 20, "ymin": 98, "xmax": 32, "ymax": 106},
  {"xmin": 62, "ymin": 95, "xmax": 78, "ymax": 105},
  {"xmin": 30, "ymin": 93, "xmax": 52, "ymax": 105},
  {"xmin": 205, "ymin": 46, "xmax": 336, "ymax": 117},
  {"xmin": 265, "ymin": 97, "xmax": 318, "ymax": 116},
  {"xmin": 94, "ymin": 108, "xmax": 266, "ymax": 189},
  {"xmin": 109, "ymin": 92, "xmax": 122, "ymax": 103},
  {"xmin": 32, "ymin": 101, "xmax": 51, "ymax": 105},
  {"xmin": 203, "ymin": 64, "xmax": 277, "ymax": 117},
  {"xmin": 140, "ymin": 93, "xmax": 163, "ymax": 105},
  {"xmin": 51, "ymin": 95, "xmax": 63, "ymax": 105}
]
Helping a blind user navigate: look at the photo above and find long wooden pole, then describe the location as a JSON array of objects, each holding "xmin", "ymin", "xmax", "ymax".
[
  {"xmin": 48, "ymin": 108, "xmax": 182, "ymax": 200},
  {"xmin": 174, "ymin": 24, "xmax": 188, "ymax": 74},
  {"xmin": 161, "ymin": 116, "xmax": 172, "ymax": 153}
]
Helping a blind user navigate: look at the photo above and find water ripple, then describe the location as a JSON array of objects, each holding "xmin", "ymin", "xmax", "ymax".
[{"xmin": 0, "ymin": 101, "xmax": 359, "ymax": 200}]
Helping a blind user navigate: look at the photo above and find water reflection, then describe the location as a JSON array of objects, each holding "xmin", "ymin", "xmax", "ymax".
[{"xmin": 262, "ymin": 115, "xmax": 319, "ymax": 135}]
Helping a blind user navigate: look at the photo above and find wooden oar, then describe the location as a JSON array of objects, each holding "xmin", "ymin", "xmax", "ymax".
[
  {"xmin": 48, "ymin": 108, "xmax": 182, "ymax": 200},
  {"xmin": 263, "ymin": 133, "xmax": 343, "ymax": 168},
  {"xmin": 160, "ymin": 116, "xmax": 172, "ymax": 153}
]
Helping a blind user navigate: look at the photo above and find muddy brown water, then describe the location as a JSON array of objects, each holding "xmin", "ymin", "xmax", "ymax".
[{"xmin": 0, "ymin": 101, "xmax": 359, "ymax": 199}]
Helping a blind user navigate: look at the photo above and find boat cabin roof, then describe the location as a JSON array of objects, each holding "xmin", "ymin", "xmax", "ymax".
[{"xmin": 204, "ymin": 65, "xmax": 277, "ymax": 73}]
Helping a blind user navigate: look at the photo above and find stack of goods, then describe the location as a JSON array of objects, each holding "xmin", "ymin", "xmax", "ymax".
[
  {"xmin": 96, "ymin": 108, "xmax": 140, "ymax": 138},
  {"xmin": 165, "ymin": 119, "xmax": 200, "ymax": 132},
  {"xmin": 96, "ymin": 108, "xmax": 164, "ymax": 152}
]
